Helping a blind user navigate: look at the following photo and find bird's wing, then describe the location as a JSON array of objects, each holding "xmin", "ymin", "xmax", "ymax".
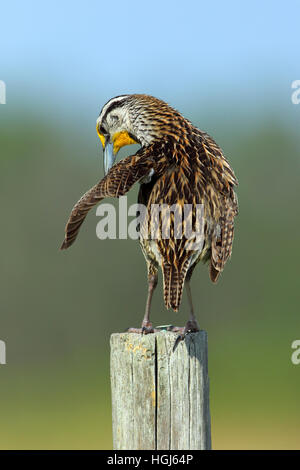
[
  {"xmin": 61, "ymin": 148, "xmax": 166, "ymax": 250},
  {"xmin": 192, "ymin": 133, "xmax": 238, "ymax": 281},
  {"xmin": 198, "ymin": 134, "xmax": 239, "ymax": 281}
]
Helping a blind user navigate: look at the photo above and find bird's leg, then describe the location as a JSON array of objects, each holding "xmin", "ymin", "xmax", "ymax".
[
  {"xmin": 185, "ymin": 279, "xmax": 200, "ymax": 331},
  {"xmin": 171, "ymin": 279, "xmax": 200, "ymax": 351},
  {"xmin": 142, "ymin": 272, "xmax": 158, "ymax": 331},
  {"xmin": 127, "ymin": 271, "xmax": 159, "ymax": 334}
]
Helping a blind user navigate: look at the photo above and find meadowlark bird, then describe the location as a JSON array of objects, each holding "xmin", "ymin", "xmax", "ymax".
[{"xmin": 61, "ymin": 94, "xmax": 238, "ymax": 347}]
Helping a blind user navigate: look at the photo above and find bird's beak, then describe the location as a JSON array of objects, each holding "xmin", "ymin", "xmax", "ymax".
[
  {"xmin": 103, "ymin": 140, "xmax": 116, "ymax": 176},
  {"xmin": 97, "ymin": 124, "xmax": 138, "ymax": 175},
  {"xmin": 96, "ymin": 125, "xmax": 116, "ymax": 176}
]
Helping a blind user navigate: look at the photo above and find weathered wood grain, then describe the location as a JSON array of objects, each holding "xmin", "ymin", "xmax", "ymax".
[{"xmin": 110, "ymin": 331, "xmax": 211, "ymax": 450}]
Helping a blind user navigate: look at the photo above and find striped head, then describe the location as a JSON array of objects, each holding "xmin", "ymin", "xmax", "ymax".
[{"xmin": 96, "ymin": 94, "xmax": 189, "ymax": 174}]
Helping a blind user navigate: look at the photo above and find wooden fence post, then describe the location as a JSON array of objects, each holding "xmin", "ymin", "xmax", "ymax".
[{"xmin": 110, "ymin": 331, "xmax": 211, "ymax": 450}]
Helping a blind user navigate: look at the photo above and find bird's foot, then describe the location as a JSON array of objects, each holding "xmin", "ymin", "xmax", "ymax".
[
  {"xmin": 127, "ymin": 321, "xmax": 159, "ymax": 335},
  {"xmin": 169, "ymin": 320, "xmax": 200, "ymax": 352}
]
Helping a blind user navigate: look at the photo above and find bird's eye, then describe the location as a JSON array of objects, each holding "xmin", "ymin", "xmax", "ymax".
[{"xmin": 99, "ymin": 125, "xmax": 108, "ymax": 135}]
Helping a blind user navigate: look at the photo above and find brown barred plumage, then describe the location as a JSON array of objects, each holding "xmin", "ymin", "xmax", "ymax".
[{"xmin": 61, "ymin": 94, "xmax": 238, "ymax": 339}]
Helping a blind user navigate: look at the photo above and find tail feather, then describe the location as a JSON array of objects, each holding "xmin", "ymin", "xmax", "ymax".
[{"xmin": 162, "ymin": 260, "xmax": 190, "ymax": 311}]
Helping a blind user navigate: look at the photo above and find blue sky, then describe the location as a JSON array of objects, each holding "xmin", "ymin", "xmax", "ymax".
[{"xmin": 1, "ymin": 0, "xmax": 299, "ymax": 124}]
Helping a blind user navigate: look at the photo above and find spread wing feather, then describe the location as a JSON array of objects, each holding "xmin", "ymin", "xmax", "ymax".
[{"xmin": 61, "ymin": 148, "xmax": 166, "ymax": 250}]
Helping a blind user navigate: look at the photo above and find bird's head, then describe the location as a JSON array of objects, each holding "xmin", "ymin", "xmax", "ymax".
[{"xmin": 96, "ymin": 94, "xmax": 188, "ymax": 175}]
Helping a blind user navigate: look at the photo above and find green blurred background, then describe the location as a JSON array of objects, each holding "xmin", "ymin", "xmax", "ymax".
[{"xmin": 0, "ymin": 1, "xmax": 300, "ymax": 449}]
